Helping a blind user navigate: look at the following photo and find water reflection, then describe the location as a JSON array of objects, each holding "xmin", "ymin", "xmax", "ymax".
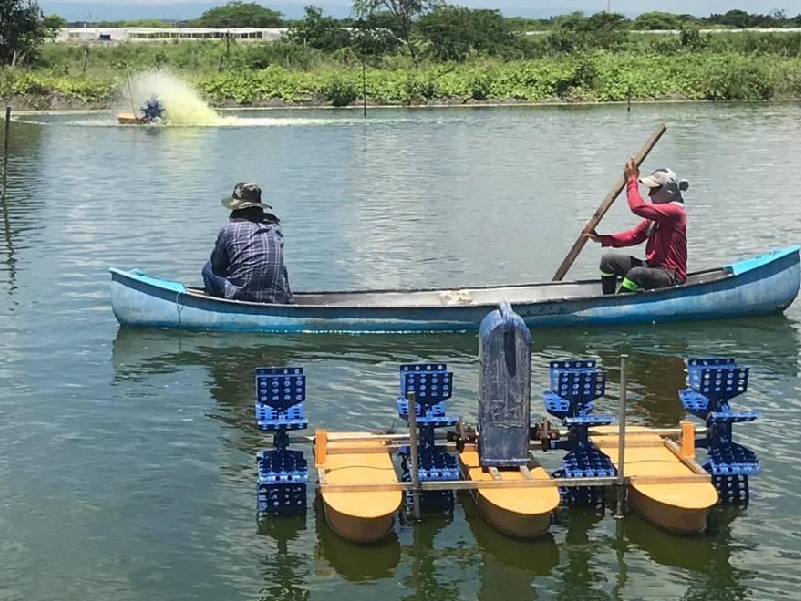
[
  {"xmin": 313, "ymin": 495, "xmax": 401, "ymax": 582},
  {"xmin": 534, "ymin": 318, "xmax": 801, "ymax": 426},
  {"xmin": 554, "ymin": 511, "xmax": 613, "ymax": 600},
  {"xmin": 110, "ymin": 328, "xmax": 478, "ymax": 383},
  {"xmin": 0, "ymin": 120, "xmax": 45, "ymax": 297},
  {"xmin": 460, "ymin": 492, "xmax": 559, "ymax": 601},
  {"xmin": 257, "ymin": 515, "xmax": 310, "ymax": 601},
  {"xmin": 625, "ymin": 509, "xmax": 753, "ymax": 601},
  {"xmin": 400, "ymin": 514, "xmax": 463, "ymax": 601}
]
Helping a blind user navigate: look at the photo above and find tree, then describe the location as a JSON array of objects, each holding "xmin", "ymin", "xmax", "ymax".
[
  {"xmin": 353, "ymin": 0, "xmax": 445, "ymax": 59},
  {"xmin": 42, "ymin": 13, "xmax": 67, "ymax": 40},
  {"xmin": 193, "ymin": 1, "xmax": 283, "ymax": 27},
  {"xmin": 710, "ymin": 9, "xmax": 752, "ymax": 28},
  {"xmin": 286, "ymin": 6, "xmax": 351, "ymax": 51},
  {"xmin": 0, "ymin": 0, "xmax": 44, "ymax": 66},
  {"xmin": 632, "ymin": 11, "xmax": 680, "ymax": 30},
  {"xmin": 416, "ymin": 7, "xmax": 513, "ymax": 62},
  {"xmin": 548, "ymin": 11, "xmax": 627, "ymax": 52}
]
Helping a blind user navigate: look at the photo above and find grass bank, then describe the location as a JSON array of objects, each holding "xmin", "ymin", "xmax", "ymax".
[{"xmin": 3, "ymin": 50, "xmax": 801, "ymax": 109}]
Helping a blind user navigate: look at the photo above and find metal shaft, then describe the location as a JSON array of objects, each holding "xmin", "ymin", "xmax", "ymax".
[
  {"xmin": 407, "ymin": 390, "xmax": 421, "ymax": 520},
  {"xmin": 615, "ymin": 354, "xmax": 628, "ymax": 518}
]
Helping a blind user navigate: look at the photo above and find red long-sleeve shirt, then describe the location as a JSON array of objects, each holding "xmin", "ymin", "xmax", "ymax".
[{"xmin": 599, "ymin": 177, "xmax": 687, "ymax": 282}]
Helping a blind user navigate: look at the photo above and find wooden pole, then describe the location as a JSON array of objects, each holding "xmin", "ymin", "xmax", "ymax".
[
  {"xmin": 551, "ymin": 123, "xmax": 667, "ymax": 281},
  {"xmin": 615, "ymin": 354, "xmax": 628, "ymax": 518},
  {"xmin": 407, "ymin": 390, "xmax": 421, "ymax": 520},
  {"xmin": 362, "ymin": 59, "xmax": 367, "ymax": 118},
  {"xmin": 2, "ymin": 107, "xmax": 10, "ymax": 201}
]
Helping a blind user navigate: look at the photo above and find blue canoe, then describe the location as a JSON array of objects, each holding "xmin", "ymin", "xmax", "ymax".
[{"xmin": 109, "ymin": 245, "xmax": 800, "ymax": 333}]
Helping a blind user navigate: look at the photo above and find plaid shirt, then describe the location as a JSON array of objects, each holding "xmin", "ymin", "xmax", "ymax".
[{"xmin": 210, "ymin": 219, "xmax": 293, "ymax": 303}]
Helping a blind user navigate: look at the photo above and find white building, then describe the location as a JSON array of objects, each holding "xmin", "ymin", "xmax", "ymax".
[{"xmin": 56, "ymin": 27, "xmax": 288, "ymax": 43}]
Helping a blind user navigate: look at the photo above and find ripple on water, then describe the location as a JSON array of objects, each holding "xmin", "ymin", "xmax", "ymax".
[{"xmin": 1, "ymin": 102, "xmax": 801, "ymax": 601}]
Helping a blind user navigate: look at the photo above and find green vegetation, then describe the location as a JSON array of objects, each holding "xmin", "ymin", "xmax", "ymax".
[
  {"xmin": 193, "ymin": 1, "xmax": 284, "ymax": 28},
  {"xmin": 1, "ymin": 0, "xmax": 45, "ymax": 66},
  {"xmin": 6, "ymin": 50, "xmax": 801, "ymax": 107},
  {"xmin": 6, "ymin": 3, "xmax": 801, "ymax": 108}
]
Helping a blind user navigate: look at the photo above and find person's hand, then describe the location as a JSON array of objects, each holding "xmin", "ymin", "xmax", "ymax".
[
  {"xmin": 584, "ymin": 228, "xmax": 601, "ymax": 243},
  {"xmin": 623, "ymin": 157, "xmax": 639, "ymax": 181}
]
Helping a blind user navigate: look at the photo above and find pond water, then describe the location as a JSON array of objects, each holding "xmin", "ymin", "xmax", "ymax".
[{"xmin": 2, "ymin": 102, "xmax": 801, "ymax": 601}]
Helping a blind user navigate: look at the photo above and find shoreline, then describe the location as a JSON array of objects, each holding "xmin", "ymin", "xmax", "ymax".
[{"xmin": 4, "ymin": 96, "xmax": 788, "ymax": 115}]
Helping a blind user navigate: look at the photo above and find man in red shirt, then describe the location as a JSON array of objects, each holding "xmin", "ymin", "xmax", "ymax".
[{"xmin": 587, "ymin": 158, "xmax": 689, "ymax": 295}]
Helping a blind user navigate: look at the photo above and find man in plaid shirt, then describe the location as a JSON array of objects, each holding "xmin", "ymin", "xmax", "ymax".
[{"xmin": 202, "ymin": 183, "xmax": 293, "ymax": 304}]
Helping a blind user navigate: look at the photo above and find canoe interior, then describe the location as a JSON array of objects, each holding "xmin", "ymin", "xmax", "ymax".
[{"xmin": 184, "ymin": 267, "xmax": 731, "ymax": 309}]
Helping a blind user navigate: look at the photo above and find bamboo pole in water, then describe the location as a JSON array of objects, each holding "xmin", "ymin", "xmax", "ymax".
[
  {"xmin": 2, "ymin": 107, "xmax": 10, "ymax": 201},
  {"xmin": 552, "ymin": 123, "xmax": 667, "ymax": 281}
]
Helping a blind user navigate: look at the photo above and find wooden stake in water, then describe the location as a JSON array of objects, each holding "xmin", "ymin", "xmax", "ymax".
[
  {"xmin": 362, "ymin": 59, "xmax": 367, "ymax": 118},
  {"xmin": 407, "ymin": 390, "xmax": 421, "ymax": 520},
  {"xmin": 615, "ymin": 354, "xmax": 628, "ymax": 518},
  {"xmin": 2, "ymin": 107, "xmax": 10, "ymax": 201}
]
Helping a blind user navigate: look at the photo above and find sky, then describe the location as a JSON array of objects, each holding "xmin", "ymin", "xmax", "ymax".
[{"xmin": 42, "ymin": 0, "xmax": 801, "ymax": 21}]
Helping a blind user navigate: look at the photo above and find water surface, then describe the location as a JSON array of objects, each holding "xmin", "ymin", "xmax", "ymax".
[{"xmin": 2, "ymin": 103, "xmax": 801, "ymax": 601}]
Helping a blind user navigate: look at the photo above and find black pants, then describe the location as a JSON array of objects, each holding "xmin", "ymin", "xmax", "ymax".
[{"xmin": 600, "ymin": 254, "xmax": 679, "ymax": 293}]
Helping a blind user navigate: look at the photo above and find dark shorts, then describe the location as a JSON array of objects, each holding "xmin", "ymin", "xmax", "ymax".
[{"xmin": 600, "ymin": 254, "xmax": 680, "ymax": 290}]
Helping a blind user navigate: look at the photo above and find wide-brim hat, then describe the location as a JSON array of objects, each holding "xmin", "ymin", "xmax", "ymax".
[{"xmin": 221, "ymin": 182, "xmax": 270, "ymax": 211}]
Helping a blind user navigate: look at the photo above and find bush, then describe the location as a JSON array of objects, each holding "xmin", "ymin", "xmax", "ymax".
[
  {"xmin": 286, "ymin": 6, "xmax": 353, "ymax": 52},
  {"xmin": 325, "ymin": 76, "xmax": 357, "ymax": 106}
]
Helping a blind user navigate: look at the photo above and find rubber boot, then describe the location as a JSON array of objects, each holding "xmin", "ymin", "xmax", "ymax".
[
  {"xmin": 618, "ymin": 277, "xmax": 641, "ymax": 294},
  {"xmin": 601, "ymin": 275, "xmax": 617, "ymax": 295}
]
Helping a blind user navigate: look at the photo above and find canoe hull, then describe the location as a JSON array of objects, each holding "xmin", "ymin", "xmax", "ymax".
[{"xmin": 110, "ymin": 246, "xmax": 800, "ymax": 333}]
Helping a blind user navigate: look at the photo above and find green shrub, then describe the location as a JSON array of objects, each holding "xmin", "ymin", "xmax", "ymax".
[{"xmin": 325, "ymin": 76, "xmax": 357, "ymax": 106}]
